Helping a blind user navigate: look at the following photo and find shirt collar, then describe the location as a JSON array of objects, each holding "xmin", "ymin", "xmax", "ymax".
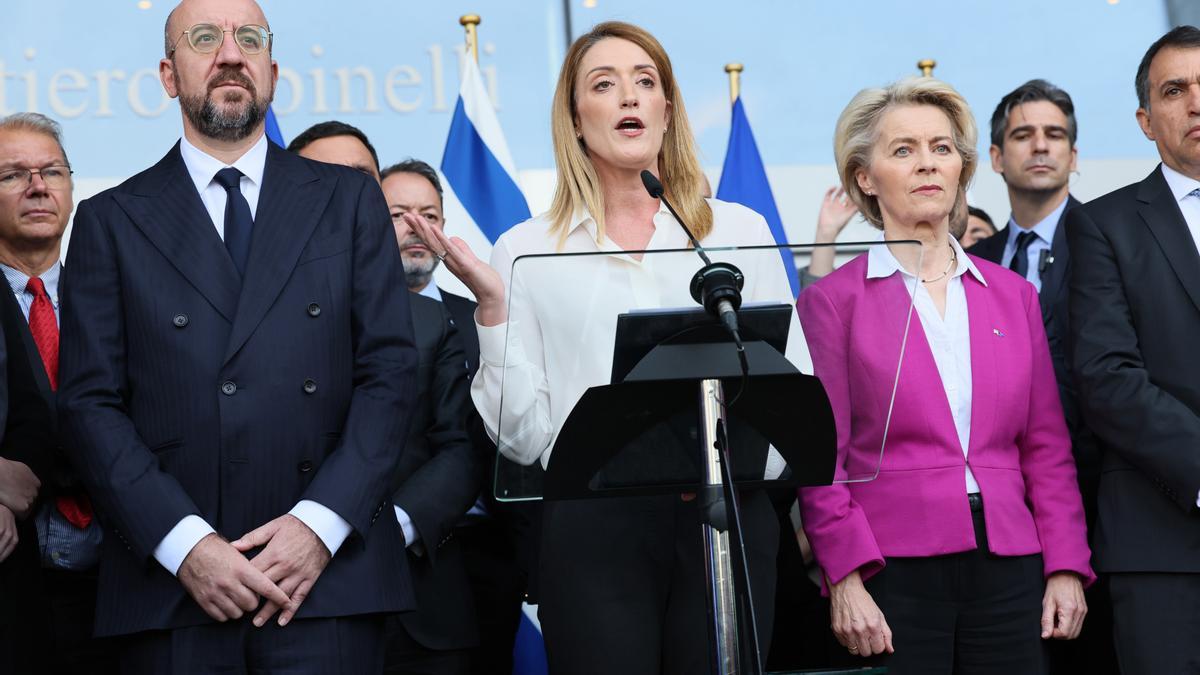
[
  {"xmin": 867, "ymin": 236, "xmax": 987, "ymax": 286},
  {"xmin": 565, "ymin": 201, "xmax": 676, "ymax": 243},
  {"xmin": 417, "ymin": 282, "xmax": 443, "ymax": 302},
  {"xmin": 1, "ymin": 261, "xmax": 61, "ymax": 300},
  {"xmin": 1005, "ymin": 194, "xmax": 1069, "ymax": 246},
  {"xmin": 179, "ymin": 132, "xmax": 268, "ymax": 196},
  {"xmin": 1160, "ymin": 162, "xmax": 1200, "ymax": 203}
]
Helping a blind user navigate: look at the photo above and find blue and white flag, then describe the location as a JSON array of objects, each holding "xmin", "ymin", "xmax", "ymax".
[
  {"xmin": 716, "ymin": 97, "xmax": 799, "ymax": 298},
  {"xmin": 440, "ymin": 55, "xmax": 530, "ymax": 243},
  {"xmin": 265, "ymin": 106, "xmax": 285, "ymax": 147}
]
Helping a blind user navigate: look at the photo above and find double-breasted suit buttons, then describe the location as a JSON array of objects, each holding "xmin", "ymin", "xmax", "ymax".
[
  {"xmin": 303, "ymin": 379, "xmax": 317, "ymax": 394},
  {"xmin": 221, "ymin": 381, "xmax": 237, "ymax": 396},
  {"xmin": 297, "ymin": 460, "xmax": 313, "ymax": 473},
  {"xmin": 307, "ymin": 303, "xmax": 321, "ymax": 317},
  {"xmin": 172, "ymin": 313, "xmax": 189, "ymax": 328}
]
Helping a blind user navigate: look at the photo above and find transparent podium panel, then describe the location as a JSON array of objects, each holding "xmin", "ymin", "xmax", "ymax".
[{"xmin": 486, "ymin": 241, "xmax": 923, "ymax": 501}]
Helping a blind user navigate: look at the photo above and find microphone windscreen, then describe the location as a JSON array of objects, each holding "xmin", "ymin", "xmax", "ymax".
[{"xmin": 640, "ymin": 170, "xmax": 664, "ymax": 198}]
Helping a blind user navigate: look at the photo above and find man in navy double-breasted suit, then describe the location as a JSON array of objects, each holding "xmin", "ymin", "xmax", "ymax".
[{"xmin": 56, "ymin": 0, "xmax": 419, "ymax": 671}]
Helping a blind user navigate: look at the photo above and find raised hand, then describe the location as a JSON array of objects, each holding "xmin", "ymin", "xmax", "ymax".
[
  {"xmin": 177, "ymin": 533, "xmax": 292, "ymax": 623},
  {"xmin": 231, "ymin": 514, "xmax": 331, "ymax": 627},
  {"xmin": 402, "ymin": 212, "xmax": 507, "ymax": 326},
  {"xmin": 816, "ymin": 186, "xmax": 859, "ymax": 243}
]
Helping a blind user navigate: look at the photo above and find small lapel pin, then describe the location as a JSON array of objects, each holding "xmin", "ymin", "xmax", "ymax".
[{"xmin": 993, "ymin": 328, "xmax": 1005, "ymax": 337}]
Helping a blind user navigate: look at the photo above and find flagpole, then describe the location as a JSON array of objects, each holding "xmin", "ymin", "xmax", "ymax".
[
  {"xmin": 460, "ymin": 14, "xmax": 481, "ymax": 64},
  {"xmin": 724, "ymin": 63, "xmax": 743, "ymax": 104},
  {"xmin": 918, "ymin": 59, "xmax": 937, "ymax": 77}
]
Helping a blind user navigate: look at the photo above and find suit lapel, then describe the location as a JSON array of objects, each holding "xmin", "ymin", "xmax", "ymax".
[
  {"xmin": 113, "ymin": 144, "xmax": 240, "ymax": 323},
  {"xmin": 1138, "ymin": 167, "xmax": 1200, "ymax": 315},
  {"xmin": 874, "ymin": 272, "xmax": 961, "ymax": 453},
  {"xmin": 223, "ymin": 144, "xmax": 334, "ymax": 363},
  {"xmin": 1037, "ymin": 194, "xmax": 1077, "ymax": 324},
  {"xmin": 963, "ymin": 276, "xmax": 996, "ymax": 458}
]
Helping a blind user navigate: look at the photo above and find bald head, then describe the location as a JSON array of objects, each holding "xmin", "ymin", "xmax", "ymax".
[{"xmin": 164, "ymin": 0, "xmax": 270, "ymax": 57}]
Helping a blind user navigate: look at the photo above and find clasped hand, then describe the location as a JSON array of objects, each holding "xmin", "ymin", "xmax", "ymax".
[{"xmin": 178, "ymin": 514, "xmax": 331, "ymax": 627}]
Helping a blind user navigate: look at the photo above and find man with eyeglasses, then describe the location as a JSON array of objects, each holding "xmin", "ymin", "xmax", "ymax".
[
  {"xmin": 57, "ymin": 1, "xmax": 418, "ymax": 672},
  {"xmin": 0, "ymin": 112, "xmax": 91, "ymax": 674}
]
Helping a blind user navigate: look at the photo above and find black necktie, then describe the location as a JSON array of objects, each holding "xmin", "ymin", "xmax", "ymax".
[
  {"xmin": 1009, "ymin": 230, "xmax": 1037, "ymax": 280},
  {"xmin": 214, "ymin": 167, "xmax": 253, "ymax": 276}
]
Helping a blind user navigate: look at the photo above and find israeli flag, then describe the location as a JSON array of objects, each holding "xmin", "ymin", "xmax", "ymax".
[
  {"xmin": 716, "ymin": 97, "xmax": 799, "ymax": 297},
  {"xmin": 440, "ymin": 55, "xmax": 531, "ymax": 244}
]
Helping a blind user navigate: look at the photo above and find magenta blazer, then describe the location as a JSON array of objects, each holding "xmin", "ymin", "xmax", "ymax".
[{"xmin": 796, "ymin": 253, "xmax": 1095, "ymax": 589}]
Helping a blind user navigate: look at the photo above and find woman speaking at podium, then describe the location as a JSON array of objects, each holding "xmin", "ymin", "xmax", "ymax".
[
  {"xmin": 407, "ymin": 20, "xmax": 800, "ymax": 675},
  {"xmin": 796, "ymin": 78, "xmax": 1094, "ymax": 674}
]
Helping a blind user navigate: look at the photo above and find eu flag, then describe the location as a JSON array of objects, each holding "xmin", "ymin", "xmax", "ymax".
[{"xmin": 716, "ymin": 97, "xmax": 799, "ymax": 297}]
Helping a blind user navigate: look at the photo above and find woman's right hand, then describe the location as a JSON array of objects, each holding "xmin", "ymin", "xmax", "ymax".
[
  {"xmin": 403, "ymin": 213, "xmax": 508, "ymax": 326},
  {"xmin": 828, "ymin": 570, "xmax": 894, "ymax": 658}
]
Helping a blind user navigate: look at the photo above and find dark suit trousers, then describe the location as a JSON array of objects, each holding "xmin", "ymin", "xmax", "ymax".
[
  {"xmin": 862, "ymin": 507, "xmax": 1048, "ymax": 675},
  {"xmin": 119, "ymin": 615, "xmax": 384, "ymax": 675},
  {"xmin": 537, "ymin": 491, "xmax": 778, "ymax": 675},
  {"xmin": 383, "ymin": 617, "xmax": 471, "ymax": 675},
  {"xmin": 1110, "ymin": 572, "xmax": 1200, "ymax": 675},
  {"xmin": 42, "ymin": 568, "xmax": 119, "ymax": 674},
  {"xmin": 457, "ymin": 520, "xmax": 524, "ymax": 675}
]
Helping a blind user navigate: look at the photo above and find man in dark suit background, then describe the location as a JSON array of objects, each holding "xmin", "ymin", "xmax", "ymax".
[
  {"xmin": 383, "ymin": 160, "xmax": 537, "ymax": 675},
  {"xmin": 290, "ymin": 121, "xmax": 489, "ymax": 674},
  {"xmin": 1068, "ymin": 25, "xmax": 1200, "ymax": 674},
  {"xmin": 0, "ymin": 112, "xmax": 117, "ymax": 674},
  {"xmin": 967, "ymin": 80, "xmax": 1115, "ymax": 674},
  {"xmin": 56, "ymin": 1, "xmax": 418, "ymax": 671}
]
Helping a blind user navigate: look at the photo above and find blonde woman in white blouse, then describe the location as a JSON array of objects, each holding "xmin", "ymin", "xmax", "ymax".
[{"xmin": 407, "ymin": 21, "xmax": 798, "ymax": 675}]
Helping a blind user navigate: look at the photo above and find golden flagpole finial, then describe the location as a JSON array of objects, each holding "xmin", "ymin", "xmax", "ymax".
[
  {"xmin": 725, "ymin": 63, "xmax": 744, "ymax": 104},
  {"xmin": 917, "ymin": 59, "xmax": 937, "ymax": 77},
  {"xmin": 460, "ymin": 14, "xmax": 482, "ymax": 64}
]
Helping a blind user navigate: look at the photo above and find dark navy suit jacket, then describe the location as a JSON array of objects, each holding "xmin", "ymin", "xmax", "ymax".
[{"xmin": 57, "ymin": 141, "xmax": 419, "ymax": 637}]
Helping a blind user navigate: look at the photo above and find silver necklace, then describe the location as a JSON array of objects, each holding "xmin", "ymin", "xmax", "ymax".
[{"xmin": 921, "ymin": 245, "xmax": 957, "ymax": 284}]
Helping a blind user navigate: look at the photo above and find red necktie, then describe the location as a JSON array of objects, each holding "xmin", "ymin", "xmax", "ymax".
[{"xmin": 26, "ymin": 277, "xmax": 92, "ymax": 529}]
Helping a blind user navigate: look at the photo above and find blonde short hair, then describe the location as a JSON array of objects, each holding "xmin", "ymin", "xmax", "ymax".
[
  {"xmin": 834, "ymin": 77, "xmax": 977, "ymax": 229},
  {"xmin": 547, "ymin": 21, "xmax": 711, "ymax": 245}
]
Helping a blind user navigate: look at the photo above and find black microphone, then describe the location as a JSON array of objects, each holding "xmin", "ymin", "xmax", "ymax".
[
  {"xmin": 1038, "ymin": 249, "xmax": 1054, "ymax": 276},
  {"xmin": 640, "ymin": 170, "xmax": 744, "ymax": 341}
]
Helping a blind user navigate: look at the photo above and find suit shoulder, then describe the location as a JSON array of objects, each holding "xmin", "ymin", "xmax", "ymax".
[
  {"xmin": 804, "ymin": 253, "xmax": 867, "ymax": 301},
  {"xmin": 1076, "ymin": 181, "xmax": 1141, "ymax": 217},
  {"xmin": 440, "ymin": 289, "xmax": 478, "ymax": 312}
]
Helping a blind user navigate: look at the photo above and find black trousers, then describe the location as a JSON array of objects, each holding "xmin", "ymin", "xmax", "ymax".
[
  {"xmin": 1110, "ymin": 572, "xmax": 1200, "ymax": 675},
  {"xmin": 862, "ymin": 507, "xmax": 1048, "ymax": 675},
  {"xmin": 537, "ymin": 491, "xmax": 778, "ymax": 675},
  {"xmin": 382, "ymin": 615, "xmax": 472, "ymax": 675},
  {"xmin": 457, "ymin": 520, "xmax": 525, "ymax": 675},
  {"xmin": 42, "ymin": 568, "xmax": 119, "ymax": 675},
  {"xmin": 119, "ymin": 614, "xmax": 385, "ymax": 675}
]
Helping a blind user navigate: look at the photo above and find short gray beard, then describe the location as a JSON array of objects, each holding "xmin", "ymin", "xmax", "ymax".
[
  {"xmin": 177, "ymin": 69, "xmax": 271, "ymax": 142},
  {"xmin": 402, "ymin": 254, "xmax": 439, "ymax": 291}
]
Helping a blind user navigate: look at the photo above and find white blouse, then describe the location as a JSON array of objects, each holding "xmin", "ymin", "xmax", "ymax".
[{"xmin": 471, "ymin": 198, "xmax": 811, "ymax": 469}]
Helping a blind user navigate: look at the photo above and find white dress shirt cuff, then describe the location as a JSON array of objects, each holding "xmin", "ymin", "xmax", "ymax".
[
  {"xmin": 153, "ymin": 515, "xmax": 216, "ymax": 576},
  {"xmin": 393, "ymin": 505, "xmax": 420, "ymax": 548},
  {"xmin": 476, "ymin": 319, "xmax": 529, "ymax": 367},
  {"xmin": 289, "ymin": 500, "xmax": 353, "ymax": 556}
]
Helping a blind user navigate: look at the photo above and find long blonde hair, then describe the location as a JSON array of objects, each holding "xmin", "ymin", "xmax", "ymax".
[{"xmin": 548, "ymin": 21, "xmax": 711, "ymax": 245}]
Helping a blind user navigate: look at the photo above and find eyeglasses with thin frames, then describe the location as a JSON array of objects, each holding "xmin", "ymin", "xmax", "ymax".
[
  {"xmin": 168, "ymin": 23, "xmax": 272, "ymax": 57},
  {"xmin": 0, "ymin": 166, "xmax": 73, "ymax": 194}
]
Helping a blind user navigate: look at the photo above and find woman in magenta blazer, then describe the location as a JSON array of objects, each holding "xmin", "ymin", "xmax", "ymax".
[{"xmin": 796, "ymin": 78, "xmax": 1094, "ymax": 674}]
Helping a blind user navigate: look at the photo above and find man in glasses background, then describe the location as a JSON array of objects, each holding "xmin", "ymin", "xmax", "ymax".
[
  {"xmin": 56, "ymin": 0, "xmax": 419, "ymax": 672},
  {"xmin": 0, "ymin": 112, "xmax": 114, "ymax": 674}
]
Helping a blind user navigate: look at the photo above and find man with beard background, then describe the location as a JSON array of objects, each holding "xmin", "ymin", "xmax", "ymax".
[
  {"xmin": 967, "ymin": 79, "xmax": 1114, "ymax": 675},
  {"xmin": 380, "ymin": 160, "xmax": 534, "ymax": 675},
  {"xmin": 56, "ymin": 0, "xmax": 418, "ymax": 672}
]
